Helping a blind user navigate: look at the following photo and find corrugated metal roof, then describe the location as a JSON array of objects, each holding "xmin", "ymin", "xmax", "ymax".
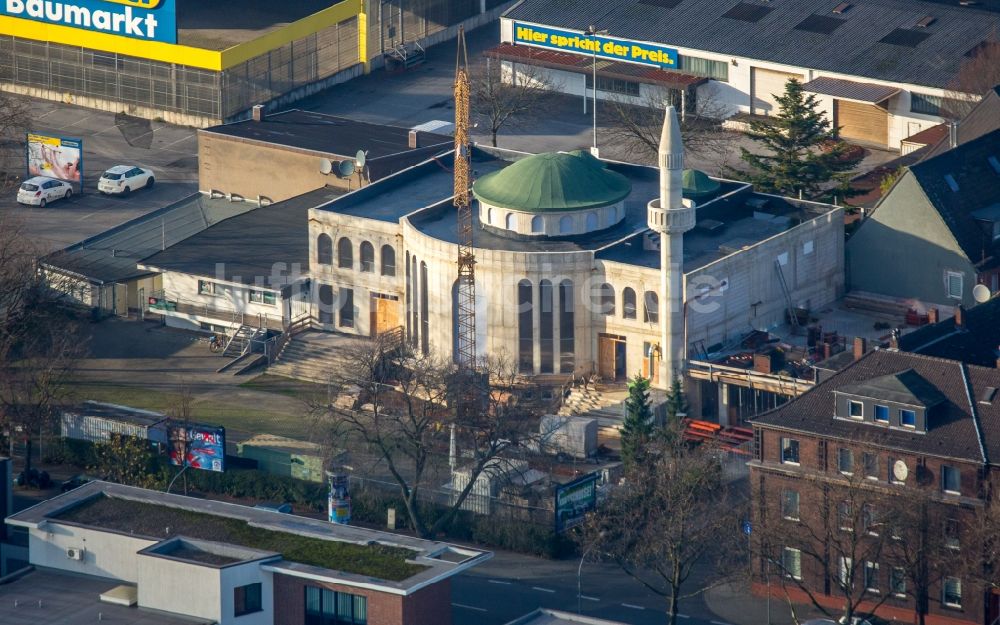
[
  {"xmin": 41, "ymin": 193, "xmax": 256, "ymax": 284},
  {"xmin": 505, "ymin": 0, "xmax": 1000, "ymax": 89},
  {"xmin": 801, "ymin": 76, "xmax": 900, "ymax": 103}
]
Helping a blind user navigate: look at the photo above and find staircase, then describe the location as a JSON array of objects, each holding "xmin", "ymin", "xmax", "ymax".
[
  {"xmin": 223, "ymin": 325, "xmax": 264, "ymax": 358},
  {"xmin": 557, "ymin": 384, "xmax": 627, "ymax": 417},
  {"xmin": 385, "ymin": 42, "xmax": 425, "ymax": 71},
  {"xmin": 268, "ymin": 329, "xmax": 403, "ymax": 384}
]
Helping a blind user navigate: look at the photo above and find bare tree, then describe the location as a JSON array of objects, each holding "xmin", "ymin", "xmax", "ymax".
[
  {"xmin": 603, "ymin": 84, "xmax": 736, "ymax": 167},
  {"xmin": 944, "ymin": 34, "xmax": 1000, "ymax": 120},
  {"xmin": 472, "ymin": 50, "xmax": 558, "ymax": 147},
  {"xmin": 579, "ymin": 425, "xmax": 745, "ymax": 625},
  {"xmin": 0, "ymin": 215, "xmax": 85, "ymax": 470},
  {"xmin": 0, "ymin": 92, "xmax": 29, "ymax": 189},
  {"xmin": 757, "ymin": 468, "xmax": 893, "ymax": 623},
  {"xmin": 309, "ymin": 339, "xmax": 541, "ymax": 538}
]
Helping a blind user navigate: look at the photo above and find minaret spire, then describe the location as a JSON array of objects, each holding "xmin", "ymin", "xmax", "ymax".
[{"xmin": 647, "ymin": 105, "xmax": 696, "ymax": 388}]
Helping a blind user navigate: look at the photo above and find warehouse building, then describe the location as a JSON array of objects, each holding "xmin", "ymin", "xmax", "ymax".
[
  {"xmin": 496, "ymin": 0, "xmax": 1000, "ymax": 149},
  {"xmin": 0, "ymin": 0, "xmax": 513, "ymax": 126}
]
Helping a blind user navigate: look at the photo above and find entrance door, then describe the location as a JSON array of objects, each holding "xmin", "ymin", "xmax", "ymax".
[
  {"xmin": 370, "ymin": 294, "xmax": 400, "ymax": 337},
  {"xmin": 598, "ymin": 334, "xmax": 627, "ymax": 381},
  {"xmin": 751, "ymin": 68, "xmax": 804, "ymax": 116},
  {"xmin": 834, "ymin": 99, "xmax": 889, "ymax": 146},
  {"xmin": 641, "ymin": 342, "xmax": 659, "ymax": 385}
]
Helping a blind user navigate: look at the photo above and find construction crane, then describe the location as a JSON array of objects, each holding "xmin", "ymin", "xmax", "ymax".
[{"xmin": 454, "ymin": 26, "xmax": 476, "ymax": 370}]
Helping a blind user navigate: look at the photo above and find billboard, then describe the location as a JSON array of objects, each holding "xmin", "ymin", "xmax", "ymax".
[
  {"xmin": 554, "ymin": 472, "xmax": 598, "ymax": 533},
  {"xmin": 3, "ymin": 0, "xmax": 177, "ymax": 43},
  {"xmin": 513, "ymin": 22, "xmax": 678, "ymax": 69},
  {"xmin": 168, "ymin": 423, "xmax": 226, "ymax": 472},
  {"xmin": 27, "ymin": 133, "xmax": 83, "ymax": 189}
]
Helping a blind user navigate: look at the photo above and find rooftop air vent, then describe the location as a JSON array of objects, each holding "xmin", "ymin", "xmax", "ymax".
[
  {"xmin": 915, "ymin": 15, "xmax": 937, "ymax": 27},
  {"xmin": 980, "ymin": 386, "xmax": 997, "ymax": 405},
  {"xmin": 832, "ymin": 2, "xmax": 852, "ymax": 13}
]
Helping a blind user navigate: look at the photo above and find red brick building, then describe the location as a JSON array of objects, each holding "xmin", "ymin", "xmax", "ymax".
[{"xmin": 751, "ymin": 349, "xmax": 1000, "ymax": 625}]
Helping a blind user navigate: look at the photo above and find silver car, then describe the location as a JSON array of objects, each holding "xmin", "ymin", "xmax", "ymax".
[{"xmin": 17, "ymin": 176, "xmax": 73, "ymax": 207}]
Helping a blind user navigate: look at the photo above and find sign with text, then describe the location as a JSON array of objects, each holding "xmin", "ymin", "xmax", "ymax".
[
  {"xmin": 513, "ymin": 22, "xmax": 678, "ymax": 69},
  {"xmin": 3, "ymin": 0, "xmax": 177, "ymax": 43},
  {"xmin": 554, "ymin": 472, "xmax": 599, "ymax": 533},
  {"xmin": 27, "ymin": 133, "xmax": 82, "ymax": 190},
  {"xmin": 168, "ymin": 423, "xmax": 225, "ymax": 473}
]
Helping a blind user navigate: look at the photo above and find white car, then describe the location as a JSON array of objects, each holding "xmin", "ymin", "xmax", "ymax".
[
  {"xmin": 17, "ymin": 176, "xmax": 73, "ymax": 207},
  {"xmin": 98, "ymin": 165, "xmax": 154, "ymax": 195}
]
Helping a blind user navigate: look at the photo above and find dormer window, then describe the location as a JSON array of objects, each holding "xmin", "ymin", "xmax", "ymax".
[
  {"xmin": 849, "ymin": 400, "xmax": 864, "ymax": 419},
  {"xmin": 900, "ymin": 409, "xmax": 916, "ymax": 428},
  {"xmin": 874, "ymin": 404, "xmax": 889, "ymax": 423}
]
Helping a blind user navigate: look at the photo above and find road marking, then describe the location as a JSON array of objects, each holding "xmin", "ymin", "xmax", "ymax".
[
  {"xmin": 159, "ymin": 134, "xmax": 195, "ymax": 149},
  {"xmin": 578, "ymin": 595, "xmax": 600, "ymax": 602},
  {"xmin": 452, "ymin": 603, "xmax": 487, "ymax": 612},
  {"xmin": 95, "ymin": 123, "xmax": 126, "ymax": 136},
  {"xmin": 532, "ymin": 586, "xmax": 556, "ymax": 593},
  {"xmin": 64, "ymin": 114, "xmax": 96, "ymax": 128},
  {"xmin": 622, "ymin": 603, "xmax": 646, "ymax": 610},
  {"xmin": 676, "ymin": 615, "xmax": 691, "ymax": 620},
  {"xmin": 711, "ymin": 620, "xmax": 734, "ymax": 625},
  {"xmin": 487, "ymin": 579, "xmax": 512, "ymax": 585}
]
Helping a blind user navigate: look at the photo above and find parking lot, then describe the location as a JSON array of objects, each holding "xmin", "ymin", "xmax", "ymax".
[{"xmin": 3, "ymin": 99, "xmax": 199, "ymax": 253}]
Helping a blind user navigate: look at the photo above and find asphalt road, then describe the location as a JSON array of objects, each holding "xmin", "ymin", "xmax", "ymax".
[{"xmin": 2, "ymin": 98, "xmax": 199, "ymax": 254}]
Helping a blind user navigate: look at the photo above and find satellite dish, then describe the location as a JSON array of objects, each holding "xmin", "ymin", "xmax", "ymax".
[
  {"xmin": 973, "ymin": 283, "xmax": 991, "ymax": 303},
  {"xmin": 893, "ymin": 459, "xmax": 908, "ymax": 482},
  {"xmin": 337, "ymin": 160, "xmax": 356, "ymax": 178},
  {"xmin": 319, "ymin": 158, "xmax": 333, "ymax": 175},
  {"xmin": 355, "ymin": 149, "xmax": 367, "ymax": 169}
]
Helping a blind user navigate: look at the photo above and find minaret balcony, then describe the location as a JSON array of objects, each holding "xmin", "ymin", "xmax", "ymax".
[{"xmin": 647, "ymin": 198, "xmax": 696, "ymax": 234}]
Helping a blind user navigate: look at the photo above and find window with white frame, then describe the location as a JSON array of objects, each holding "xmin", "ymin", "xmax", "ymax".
[
  {"xmin": 864, "ymin": 452, "xmax": 879, "ymax": 480},
  {"xmin": 946, "ymin": 271, "xmax": 963, "ymax": 299},
  {"xmin": 839, "ymin": 500, "xmax": 853, "ymax": 531},
  {"xmin": 944, "ymin": 518, "xmax": 960, "ymax": 550},
  {"xmin": 891, "ymin": 567, "xmax": 907, "ymax": 597},
  {"xmin": 839, "ymin": 556, "xmax": 853, "ymax": 588},
  {"xmin": 874, "ymin": 404, "xmax": 889, "ymax": 423},
  {"xmin": 864, "ymin": 561, "xmax": 879, "ymax": 593},
  {"xmin": 900, "ymin": 409, "xmax": 916, "ymax": 428},
  {"xmin": 942, "ymin": 576, "xmax": 962, "ymax": 608},
  {"xmin": 838, "ymin": 448, "xmax": 854, "ymax": 475},
  {"xmin": 782, "ymin": 547, "xmax": 802, "ymax": 580},
  {"xmin": 781, "ymin": 438, "xmax": 800, "ymax": 464},
  {"xmin": 781, "ymin": 489, "xmax": 800, "ymax": 520},
  {"xmin": 198, "ymin": 280, "xmax": 216, "ymax": 296},
  {"xmin": 910, "ymin": 92, "xmax": 943, "ymax": 115},
  {"xmin": 941, "ymin": 465, "xmax": 961, "ymax": 495},
  {"xmin": 848, "ymin": 400, "xmax": 864, "ymax": 419},
  {"xmin": 249, "ymin": 290, "xmax": 276, "ymax": 306},
  {"xmin": 863, "ymin": 504, "xmax": 878, "ymax": 536}
]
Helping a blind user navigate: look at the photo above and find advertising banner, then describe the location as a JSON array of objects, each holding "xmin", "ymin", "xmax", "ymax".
[
  {"xmin": 554, "ymin": 472, "xmax": 599, "ymax": 533},
  {"xmin": 168, "ymin": 423, "xmax": 226, "ymax": 473},
  {"xmin": 27, "ymin": 133, "xmax": 82, "ymax": 189},
  {"xmin": 3, "ymin": 0, "xmax": 177, "ymax": 43},
  {"xmin": 513, "ymin": 22, "xmax": 678, "ymax": 69}
]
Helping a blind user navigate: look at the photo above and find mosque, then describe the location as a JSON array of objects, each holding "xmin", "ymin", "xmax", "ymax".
[{"xmin": 135, "ymin": 106, "xmax": 844, "ymax": 422}]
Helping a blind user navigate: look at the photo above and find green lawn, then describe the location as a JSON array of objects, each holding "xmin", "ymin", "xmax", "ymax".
[{"xmin": 238, "ymin": 374, "xmax": 327, "ymax": 398}]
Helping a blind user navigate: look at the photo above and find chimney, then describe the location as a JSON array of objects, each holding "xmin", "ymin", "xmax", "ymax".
[
  {"xmin": 408, "ymin": 129, "xmax": 419, "ymax": 149},
  {"xmin": 889, "ymin": 328, "xmax": 900, "ymax": 349},
  {"xmin": 954, "ymin": 305, "xmax": 965, "ymax": 328},
  {"xmin": 252, "ymin": 104, "xmax": 265, "ymax": 122},
  {"xmin": 949, "ymin": 121, "xmax": 958, "ymax": 149},
  {"xmin": 853, "ymin": 337, "xmax": 867, "ymax": 361},
  {"xmin": 927, "ymin": 307, "xmax": 939, "ymax": 324}
]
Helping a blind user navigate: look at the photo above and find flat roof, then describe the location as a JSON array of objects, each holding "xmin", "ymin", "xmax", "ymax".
[
  {"xmin": 0, "ymin": 568, "xmax": 211, "ymax": 625},
  {"xmin": 505, "ymin": 0, "xmax": 1000, "ymax": 89},
  {"xmin": 201, "ymin": 110, "xmax": 452, "ymax": 162},
  {"xmin": 8, "ymin": 481, "xmax": 491, "ymax": 594},
  {"xmin": 139, "ymin": 186, "xmax": 342, "ymax": 287},
  {"xmin": 42, "ymin": 193, "xmax": 255, "ymax": 285},
  {"xmin": 64, "ymin": 401, "xmax": 168, "ymax": 428},
  {"xmin": 174, "ymin": 0, "xmax": 348, "ymax": 50}
]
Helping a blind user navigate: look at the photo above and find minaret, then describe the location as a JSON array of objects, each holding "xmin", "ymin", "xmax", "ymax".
[{"xmin": 647, "ymin": 106, "xmax": 695, "ymax": 388}]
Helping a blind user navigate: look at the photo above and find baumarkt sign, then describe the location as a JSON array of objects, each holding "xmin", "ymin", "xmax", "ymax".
[
  {"xmin": 3, "ymin": 0, "xmax": 177, "ymax": 43},
  {"xmin": 513, "ymin": 22, "xmax": 678, "ymax": 69}
]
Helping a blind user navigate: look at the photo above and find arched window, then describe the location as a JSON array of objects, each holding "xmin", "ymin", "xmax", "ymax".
[
  {"xmin": 518, "ymin": 280, "xmax": 533, "ymax": 373},
  {"xmin": 586, "ymin": 213, "xmax": 598, "ymax": 231},
  {"xmin": 559, "ymin": 215, "xmax": 573, "ymax": 234},
  {"xmin": 381, "ymin": 245, "xmax": 396, "ymax": 276},
  {"xmin": 487, "ymin": 207, "xmax": 495, "ymax": 225},
  {"xmin": 318, "ymin": 284, "xmax": 334, "ymax": 325},
  {"xmin": 599, "ymin": 283, "xmax": 615, "ymax": 316},
  {"xmin": 644, "ymin": 291, "xmax": 659, "ymax": 323},
  {"xmin": 360, "ymin": 241, "xmax": 375, "ymax": 273},
  {"xmin": 531, "ymin": 215, "xmax": 544, "ymax": 233},
  {"xmin": 539, "ymin": 279, "xmax": 553, "ymax": 373},
  {"xmin": 317, "ymin": 233, "xmax": 333, "ymax": 265},
  {"xmin": 337, "ymin": 238, "xmax": 353, "ymax": 269},
  {"xmin": 559, "ymin": 280, "xmax": 575, "ymax": 374},
  {"xmin": 623, "ymin": 287, "xmax": 637, "ymax": 319},
  {"xmin": 506, "ymin": 213, "xmax": 517, "ymax": 230}
]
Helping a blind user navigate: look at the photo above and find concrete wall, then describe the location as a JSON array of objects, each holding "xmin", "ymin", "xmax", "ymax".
[
  {"xmin": 160, "ymin": 272, "xmax": 288, "ymax": 328},
  {"xmin": 136, "ymin": 553, "xmax": 223, "ymax": 622},
  {"xmin": 846, "ymin": 172, "xmax": 976, "ymax": 307},
  {"xmin": 28, "ymin": 523, "xmax": 155, "ymax": 581}
]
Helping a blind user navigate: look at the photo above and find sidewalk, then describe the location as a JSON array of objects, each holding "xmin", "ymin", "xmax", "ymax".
[{"xmin": 704, "ymin": 581, "xmax": 827, "ymax": 625}]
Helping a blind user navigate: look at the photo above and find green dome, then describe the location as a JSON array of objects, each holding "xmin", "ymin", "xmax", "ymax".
[
  {"xmin": 682, "ymin": 169, "xmax": 721, "ymax": 199},
  {"xmin": 473, "ymin": 150, "xmax": 631, "ymax": 212}
]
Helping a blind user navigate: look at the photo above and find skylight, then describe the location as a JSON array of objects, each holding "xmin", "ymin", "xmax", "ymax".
[
  {"xmin": 832, "ymin": 2, "xmax": 852, "ymax": 13},
  {"xmin": 880, "ymin": 28, "xmax": 930, "ymax": 47},
  {"xmin": 915, "ymin": 16, "xmax": 936, "ymax": 28},
  {"xmin": 988, "ymin": 155, "xmax": 1000, "ymax": 174},
  {"xmin": 723, "ymin": 2, "xmax": 774, "ymax": 23},
  {"xmin": 944, "ymin": 174, "xmax": 960, "ymax": 192}
]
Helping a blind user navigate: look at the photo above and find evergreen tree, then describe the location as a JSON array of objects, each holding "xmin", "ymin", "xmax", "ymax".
[
  {"xmin": 733, "ymin": 78, "xmax": 863, "ymax": 199},
  {"xmin": 621, "ymin": 374, "xmax": 653, "ymax": 469},
  {"xmin": 665, "ymin": 376, "xmax": 688, "ymax": 424}
]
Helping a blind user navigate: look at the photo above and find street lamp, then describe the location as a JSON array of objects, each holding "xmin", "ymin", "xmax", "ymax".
[
  {"xmin": 577, "ymin": 532, "xmax": 605, "ymax": 614},
  {"xmin": 585, "ymin": 25, "xmax": 609, "ymax": 156}
]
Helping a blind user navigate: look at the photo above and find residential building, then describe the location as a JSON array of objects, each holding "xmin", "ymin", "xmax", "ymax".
[
  {"xmin": 750, "ymin": 349, "xmax": 1000, "ymax": 625},
  {"xmin": 898, "ymin": 300, "xmax": 1000, "ymax": 368},
  {"xmin": 4, "ymin": 481, "xmax": 490, "ymax": 625},
  {"xmin": 496, "ymin": 0, "xmax": 1000, "ymax": 149},
  {"xmin": 846, "ymin": 129, "xmax": 1000, "ymax": 308}
]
